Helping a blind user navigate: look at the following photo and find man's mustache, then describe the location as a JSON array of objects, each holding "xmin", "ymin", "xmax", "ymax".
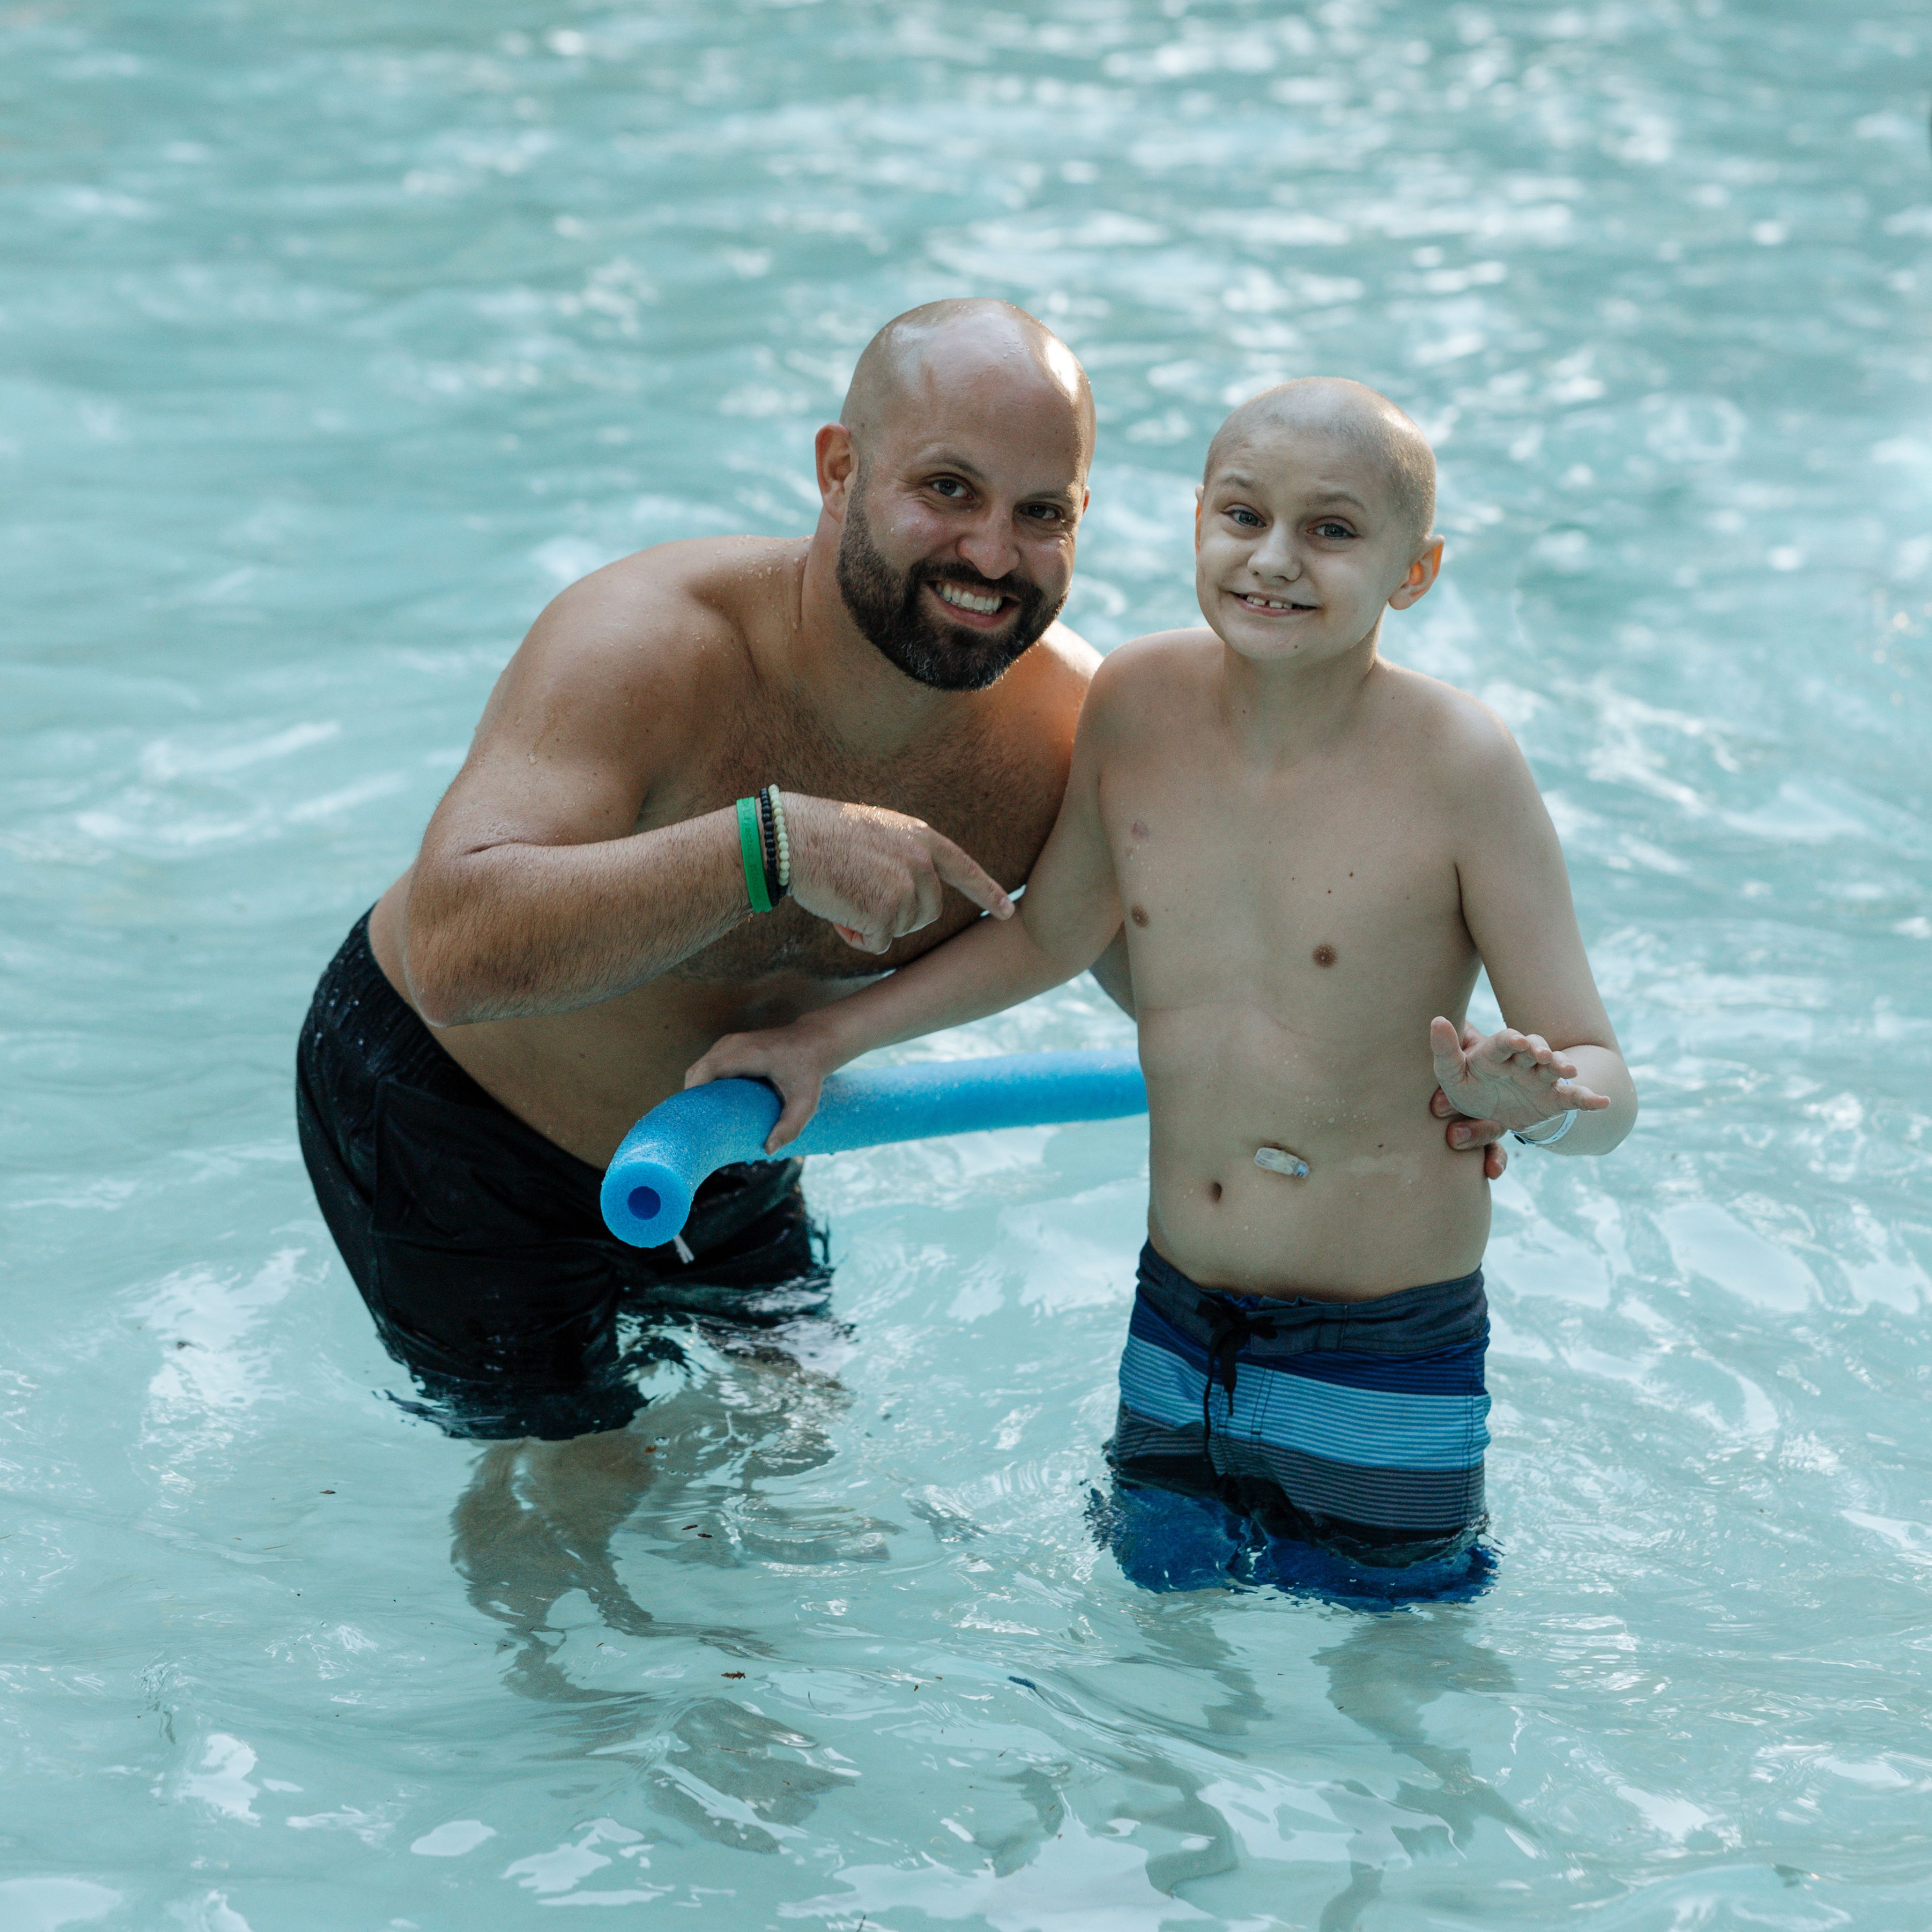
[{"xmin": 913, "ymin": 562, "xmax": 1042, "ymax": 605}]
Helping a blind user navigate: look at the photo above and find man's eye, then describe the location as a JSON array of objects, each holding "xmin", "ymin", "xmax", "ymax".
[
  {"xmin": 931, "ymin": 477, "xmax": 968, "ymax": 499},
  {"xmin": 1020, "ymin": 503, "xmax": 1065, "ymax": 524}
]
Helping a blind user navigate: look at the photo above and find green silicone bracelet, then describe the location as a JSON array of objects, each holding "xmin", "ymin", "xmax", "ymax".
[{"xmin": 736, "ymin": 796, "xmax": 773, "ymax": 913}]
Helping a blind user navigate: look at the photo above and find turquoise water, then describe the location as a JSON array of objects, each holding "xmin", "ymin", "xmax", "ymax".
[{"xmin": 5, "ymin": 0, "xmax": 1931, "ymax": 1924}]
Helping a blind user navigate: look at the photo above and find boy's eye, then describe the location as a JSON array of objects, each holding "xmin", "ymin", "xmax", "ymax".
[
  {"xmin": 1312, "ymin": 520, "xmax": 1355, "ymax": 540},
  {"xmin": 1227, "ymin": 507, "xmax": 1264, "ymax": 528}
]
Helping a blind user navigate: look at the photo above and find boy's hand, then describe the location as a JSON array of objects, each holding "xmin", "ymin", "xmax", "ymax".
[
  {"xmin": 1429, "ymin": 1071, "xmax": 1508, "ymax": 1179},
  {"xmin": 1429, "ymin": 1016, "xmax": 1611, "ymax": 1135},
  {"xmin": 686, "ymin": 1026, "xmax": 836, "ymax": 1153}
]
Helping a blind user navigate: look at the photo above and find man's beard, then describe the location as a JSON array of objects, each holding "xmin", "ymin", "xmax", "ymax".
[{"xmin": 835, "ymin": 493, "xmax": 1063, "ymax": 693}]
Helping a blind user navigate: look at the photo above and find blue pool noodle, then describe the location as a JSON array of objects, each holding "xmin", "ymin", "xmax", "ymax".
[{"xmin": 601, "ymin": 1048, "xmax": 1147, "ymax": 1248}]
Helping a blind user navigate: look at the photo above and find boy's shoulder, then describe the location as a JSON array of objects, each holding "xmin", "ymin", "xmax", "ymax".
[
  {"xmin": 1373, "ymin": 662, "xmax": 1532, "ymax": 798},
  {"xmin": 1084, "ymin": 627, "xmax": 1222, "ymax": 711}
]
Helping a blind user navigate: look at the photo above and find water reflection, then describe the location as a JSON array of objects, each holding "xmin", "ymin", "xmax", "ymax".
[
  {"xmin": 446, "ymin": 1310, "xmax": 875, "ymax": 1847},
  {"xmin": 1312, "ymin": 1611, "xmax": 1527, "ymax": 1930},
  {"xmin": 450, "ymin": 1312, "xmax": 855, "ymax": 1676}
]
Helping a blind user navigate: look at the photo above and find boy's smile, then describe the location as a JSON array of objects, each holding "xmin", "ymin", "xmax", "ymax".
[{"xmin": 1233, "ymin": 590, "xmax": 1319, "ymax": 614}]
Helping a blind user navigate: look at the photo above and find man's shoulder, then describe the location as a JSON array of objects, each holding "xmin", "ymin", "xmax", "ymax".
[
  {"xmin": 1002, "ymin": 614, "xmax": 1100, "ymax": 689},
  {"xmin": 991, "ymin": 616, "xmax": 1104, "ymax": 728},
  {"xmin": 523, "ymin": 537, "xmax": 802, "ymax": 680}
]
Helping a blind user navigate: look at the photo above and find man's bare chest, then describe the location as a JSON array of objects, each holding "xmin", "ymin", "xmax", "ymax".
[{"xmin": 662, "ymin": 716, "xmax": 1068, "ymax": 984}]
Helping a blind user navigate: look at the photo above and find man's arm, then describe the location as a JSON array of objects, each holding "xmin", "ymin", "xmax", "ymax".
[
  {"xmin": 1437, "ymin": 714, "xmax": 1637, "ymax": 1156},
  {"xmin": 688, "ymin": 685, "xmax": 1125, "ymax": 1146},
  {"xmin": 401, "ymin": 564, "xmax": 1012, "ymax": 1027}
]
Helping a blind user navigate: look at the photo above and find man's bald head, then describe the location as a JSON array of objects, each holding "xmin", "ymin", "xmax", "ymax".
[
  {"xmin": 1206, "ymin": 378, "xmax": 1436, "ymax": 548},
  {"xmin": 841, "ymin": 299, "xmax": 1095, "ymax": 472}
]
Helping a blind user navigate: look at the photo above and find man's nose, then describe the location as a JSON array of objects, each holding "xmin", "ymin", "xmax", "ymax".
[{"xmin": 955, "ymin": 507, "xmax": 1022, "ymax": 583}]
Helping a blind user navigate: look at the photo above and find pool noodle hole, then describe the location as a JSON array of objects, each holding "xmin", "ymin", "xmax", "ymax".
[{"xmin": 628, "ymin": 1185, "xmax": 662, "ymax": 1221}]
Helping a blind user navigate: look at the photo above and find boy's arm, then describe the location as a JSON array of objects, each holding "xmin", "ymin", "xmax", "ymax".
[
  {"xmin": 686, "ymin": 695, "xmax": 1125, "ymax": 1148},
  {"xmin": 1436, "ymin": 718, "xmax": 1638, "ymax": 1157}
]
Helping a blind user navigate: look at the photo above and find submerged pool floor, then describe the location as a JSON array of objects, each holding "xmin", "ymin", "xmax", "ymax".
[{"xmin": 4, "ymin": 2, "xmax": 1931, "ymax": 1926}]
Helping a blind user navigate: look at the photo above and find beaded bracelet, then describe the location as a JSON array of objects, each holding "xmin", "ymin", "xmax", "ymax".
[
  {"xmin": 767, "ymin": 785, "xmax": 791, "ymax": 894},
  {"xmin": 754, "ymin": 788, "xmax": 783, "ymax": 905}
]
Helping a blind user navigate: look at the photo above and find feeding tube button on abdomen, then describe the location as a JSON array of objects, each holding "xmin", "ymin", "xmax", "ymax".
[{"xmin": 1253, "ymin": 1145, "xmax": 1310, "ymax": 1178}]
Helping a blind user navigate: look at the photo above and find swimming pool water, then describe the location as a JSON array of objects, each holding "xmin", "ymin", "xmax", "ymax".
[{"xmin": 5, "ymin": 1, "xmax": 1931, "ymax": 1925}]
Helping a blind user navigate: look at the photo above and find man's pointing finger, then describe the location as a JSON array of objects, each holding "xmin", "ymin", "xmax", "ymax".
[{"xmin": 929, "ymin": 835, "xmax": 1015, "ymax": 920}]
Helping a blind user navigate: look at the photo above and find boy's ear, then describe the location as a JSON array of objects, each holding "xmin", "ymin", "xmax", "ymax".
[
  {"xmin": 1193, "ymin": 484, "xmax": 1203, "ymax": 551},
  {"xmin": 1388, "ymin": 535, "xmax": 1444, "ymax": 609}
]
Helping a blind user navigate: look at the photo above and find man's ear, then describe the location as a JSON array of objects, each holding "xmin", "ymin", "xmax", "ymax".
[
  {"xmin": 815, "ymin": 423, "xmax": 856, "ymax": 519},
  {"xmin": 1388, "ymin": 535, "xmax": 1444, "ymax": 609}
]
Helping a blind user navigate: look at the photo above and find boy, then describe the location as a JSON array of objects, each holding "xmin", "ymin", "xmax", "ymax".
[{"xmin": 687, "ymin": 378, "xmax": 1637, "ymax": 1566}]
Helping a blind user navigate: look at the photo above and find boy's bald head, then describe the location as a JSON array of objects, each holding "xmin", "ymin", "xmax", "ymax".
[
  {"xmin": 841, "ymin": 299, "xmax": 1095, "ymax": 471},
  {"xmin": 1206, "ymin": 378, "xmax": 1436, "ymax": 547}
]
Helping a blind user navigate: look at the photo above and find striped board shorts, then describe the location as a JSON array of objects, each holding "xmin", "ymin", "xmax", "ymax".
[{"xmin": 1109, "ymin": 1242, "xmax": 1491, "ymax": 1564}]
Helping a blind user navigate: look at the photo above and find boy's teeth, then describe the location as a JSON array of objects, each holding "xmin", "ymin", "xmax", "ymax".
[{"xmin": 937, "ymin": 583, "xmax": 1004, "ymax": 615}]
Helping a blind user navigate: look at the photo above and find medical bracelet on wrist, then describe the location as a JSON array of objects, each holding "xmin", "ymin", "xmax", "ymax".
[{"xmin": 1512, "ymin": 1110, "xmax": 1576, "ymax": 1149}]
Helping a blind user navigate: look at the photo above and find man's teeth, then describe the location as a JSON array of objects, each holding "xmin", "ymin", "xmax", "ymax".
[{"xmin": 937, "ymin": 583, "xmax": 1005, "ymax": 615}]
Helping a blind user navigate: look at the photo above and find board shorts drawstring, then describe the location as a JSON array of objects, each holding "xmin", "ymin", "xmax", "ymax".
[{"xmin": 1197, "ymin": 1298, "xmax": 1277, "ymax": 1446}]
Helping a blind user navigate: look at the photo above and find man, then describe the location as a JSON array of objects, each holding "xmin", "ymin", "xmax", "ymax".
[{"xmin": 295, "ymin": 299, "xmax": 1505, "ymax": 1441}]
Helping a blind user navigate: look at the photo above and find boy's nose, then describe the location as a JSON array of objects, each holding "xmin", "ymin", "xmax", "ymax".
[{"xmin": 1250, "ymin": 529, "xmax": 1302, "ymax": 579}]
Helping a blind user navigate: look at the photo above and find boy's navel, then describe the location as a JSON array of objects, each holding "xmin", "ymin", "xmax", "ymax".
[
  {"xmin": 1312, "ymin": 944, "xmax": 1337, "ymax": 968},
  {"xmin": 1131, "ymin": 905, "xmax": 1150, "ymax": 927}
]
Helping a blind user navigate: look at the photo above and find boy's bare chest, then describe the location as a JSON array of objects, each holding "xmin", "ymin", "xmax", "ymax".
[{"xmin": 1107, "ymin": 762, "xmax": 1473, "ymax": 1008}]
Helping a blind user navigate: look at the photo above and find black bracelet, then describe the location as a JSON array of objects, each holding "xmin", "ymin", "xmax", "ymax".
[{"xmin": 755, "ymin": 788, "xmax": 785, "ymax": 904}]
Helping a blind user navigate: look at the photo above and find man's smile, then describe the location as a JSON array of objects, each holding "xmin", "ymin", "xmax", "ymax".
[{"xmin": 930, "ymin": 579, "xmax": 1018, "ymax": 626}]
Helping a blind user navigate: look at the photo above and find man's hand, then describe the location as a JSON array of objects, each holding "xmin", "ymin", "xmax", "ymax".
[
  {"xmin": 785, "ymin": 795, "xmax": 1013, "ymax": 955},
  {"xmin": 1430, "ymin": 1083, "xmax": 1505, "ymax": 1179},
  {"xmin": 686, "ymin": 1023, "xmax": 838, "ymax": 1152},
  {"xmin": 1429, "ymin": 1015, "xmax": 1611, "ymax": 1135}
]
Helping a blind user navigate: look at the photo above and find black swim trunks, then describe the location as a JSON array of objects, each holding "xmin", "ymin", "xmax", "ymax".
[{"xmin": 295, "ymin": 912, "xmax": 826, "ymax": 1441}]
